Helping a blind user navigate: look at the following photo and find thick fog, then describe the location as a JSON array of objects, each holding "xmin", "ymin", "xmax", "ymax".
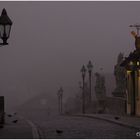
[{"xmin": 0, "ymin": 1, "xmax": 139, "ymax": 111}]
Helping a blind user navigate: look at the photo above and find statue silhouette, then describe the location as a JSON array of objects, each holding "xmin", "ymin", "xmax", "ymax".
[{"xmin": 112, "ymin": 53, "xmax": 126, "ymax": 97}]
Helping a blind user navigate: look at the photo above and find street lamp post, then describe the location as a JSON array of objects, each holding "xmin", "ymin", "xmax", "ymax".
[
  {"xmin": 0, "ymin": 8, "xmax": 13, "ymax": 45},
  {"xmin": 87, "ymin": 60, "xmax": 93, "ymax": 104},
  {"xmin": 57, "ymin": 87, "xmax": 63, "ymax": 115},
  {"xmin": 81, "ymin": 65, "xmax": 86, "ymax": 114},
  {"xmin": 0, "ymin": 8, "xmax": 12, "ymax": 126}
]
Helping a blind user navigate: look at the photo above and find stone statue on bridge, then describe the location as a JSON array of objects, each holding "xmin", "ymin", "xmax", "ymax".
[
  {"xmin": 112, "ymin": 53, "xmax": 126, "ymax": 98},
  {"xmin": 94, "ymin": 72, "xmax": 106, "ymax": 113}
]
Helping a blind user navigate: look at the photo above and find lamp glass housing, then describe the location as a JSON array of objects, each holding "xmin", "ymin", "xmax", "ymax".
[
  {"xmin": 0, "ymin": 8, "xmax": 12, "ymax": 45},
  {"xmin": 81, "ymin": 65, "xmax": 86, "ymax": 77},
  {"xmin": 87, "ymin": 61, "xmax": 93, "ymax": 72}
]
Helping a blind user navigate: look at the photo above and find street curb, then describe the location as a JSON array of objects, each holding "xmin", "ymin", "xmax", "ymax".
[
  {"xmin": 18, "ymin": 116, "xmax": 43, "ymax": 139},
  {"xmin": 69, "ymin": 114, "xmax": 140, "ymax": 130},
  {"xmin": 26, "ymin": 119, "xmax": 41, "ymax": 139}
]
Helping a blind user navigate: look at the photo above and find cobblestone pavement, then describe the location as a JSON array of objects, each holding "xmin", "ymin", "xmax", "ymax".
[{"xmin": 33, "ymin": 115, "xmax": 139, "ymax": 139}]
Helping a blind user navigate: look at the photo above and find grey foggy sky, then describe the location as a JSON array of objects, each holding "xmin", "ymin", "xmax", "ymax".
[{"xmin": 0, "ymin": 1, "xmax": 139, "ymax": 109}]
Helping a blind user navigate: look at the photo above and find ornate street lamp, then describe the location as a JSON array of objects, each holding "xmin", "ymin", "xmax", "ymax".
[
  {"xmin": 87, "ymin": 60, "xmax": 93, "ymax": 104},
  {"xmin": 0, "ymin": 8, "xmax": 13, "ymax": 45},
  {"xmin": 81, "ymin": 65, "xmax": 86, "ymax": 114},
  {"xmin": 57, "ymin": 87, "xmax": 63, "ymax": 115}
]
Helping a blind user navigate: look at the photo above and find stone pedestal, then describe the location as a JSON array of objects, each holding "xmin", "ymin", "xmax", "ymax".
[
  {"xmin": 97, "ymin": 99, "xmax": 106, "ymax": 114},
  {"xmin": 112, "ymin": 91, "xmax": 126, "ymax": 98}
]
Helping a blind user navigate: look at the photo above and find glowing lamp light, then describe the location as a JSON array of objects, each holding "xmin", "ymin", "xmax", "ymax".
[
  {"xmin": 137, "ymin": 61, "xmax": 140, "ymax": 66},
  {"xmin": 129, "ymin": 61, "xmax": 133, "ymax": 65},
  {"xmin": 127, "ymin": 70, "xmax": 131, "ymax": 74}
]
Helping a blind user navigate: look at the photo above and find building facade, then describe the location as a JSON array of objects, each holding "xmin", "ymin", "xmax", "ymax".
[{"xmin": 121, "ymin": 35, "xmax": 140, "ymax": 116}]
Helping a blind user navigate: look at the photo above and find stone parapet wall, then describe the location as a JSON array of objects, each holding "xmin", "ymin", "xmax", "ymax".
[
  {"xmin": 105, "ymin": 96, "xmax": 126, "ymax": 115},
  {"xmin": 64, "ymin": 96, "xmax": 127, "ymax": 115}
]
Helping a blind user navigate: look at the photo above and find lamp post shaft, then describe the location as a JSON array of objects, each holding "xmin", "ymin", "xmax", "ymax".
[
  {"xmin": 58, "ymin": 95, "xmax": 63, "ymax": 115},
  {"xmin": 87, "ymin": 61, "xmax": 93, "ymax": 105},
  {"xmin": 57, "ymin": 87, "xmax": 63, "ymax": 115},
  {"xmin": 58, "ymin": 96, "xmax": 60, "ymax": 114},
  {"xmin": 89, "ymin": 71, "xmax": 92, "ymax": 103},
  {"xmin": 60, "ymin": 95, "xmax": 62, "ymax": 114},
  {"xmin": 82, "ymin": 75, "xmax": 85, "ymax": 114}
]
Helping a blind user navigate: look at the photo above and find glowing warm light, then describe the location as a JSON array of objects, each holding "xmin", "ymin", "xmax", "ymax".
[
  {"xmin": 137, "ymin": 61, "xmax": 140, "ymax": 66},
  {"xmin": 127, "ymin": 70, "xmax": 131, "ymax": 74},
  {"xmin": 131, "ymin": 31, "xmax": 137, "ymax": 38},
  {"xmin": 130, "ymin": 61, "xmax": 133, "ymax": 65}
]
